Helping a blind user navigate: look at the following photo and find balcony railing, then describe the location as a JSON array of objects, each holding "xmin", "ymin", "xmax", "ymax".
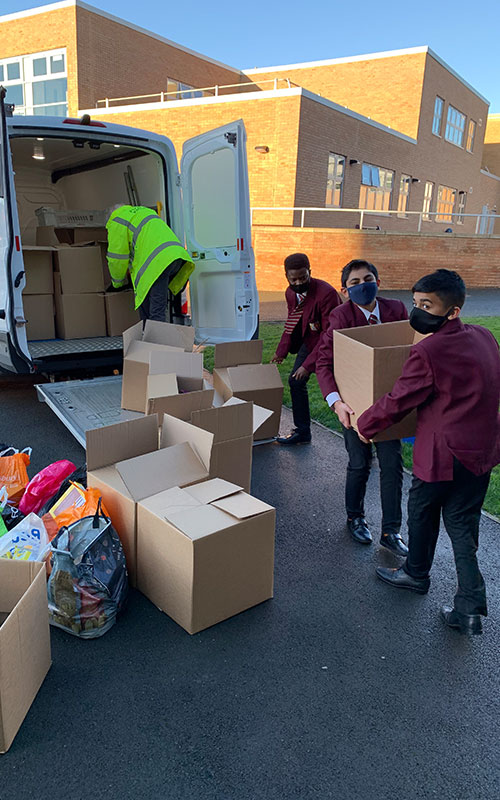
[{"xmin": 250, "ymin": 207, "xmax": 500, "ymax": 235}]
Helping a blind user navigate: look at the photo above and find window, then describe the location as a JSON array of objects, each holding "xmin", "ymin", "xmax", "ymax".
[
  {"xmin": 359, "ymin": 164, "xmax": 394, "ymax": 211},
  {"xmin": 445, "ymin": 105, "xmax": 466, "ymax": 147},
  {"xmin": 0, "ymin": 49, "xmax": 67, "ymax": 117},
  {"xmin": 397, "ymin": 174, "xmax": 411, "ymax": 217},
  {"xmin": 457, "ymin": 192, "xmax": 466, "ymax": 224},
  {"xmin": 165, "ymin": 78, "xmax": 202, "ymax": 100},
  {"xmin": 422, "ymin": 181, "xmax": 434, "ymax": 221},
  {"xmin": 432, "ymin": 96, "xmax": 444, "ymax": 136},
  {"xmin": 436, "ymin": 185, "xmax": 456, "ymax": 222},
  {"xmin": 325, "ymin": 153, "xmax": 345, "ymax": 207},
  {"xmin": 466, "ymin": 120, "xmax": 476, "ymax": 153}
]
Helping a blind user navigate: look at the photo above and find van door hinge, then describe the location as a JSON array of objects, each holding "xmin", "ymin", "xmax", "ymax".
[
  {"xmin": 224, "ymin": 132, "xmax": 237, "ymax": 147},
  {"xmin": 175, "ymin": 175, "xmax": 181, "ymax": 186}
]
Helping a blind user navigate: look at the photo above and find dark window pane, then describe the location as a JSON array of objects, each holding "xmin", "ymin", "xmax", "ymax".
[
  {"xmin": 33, "ymin": 57, "xmax": 47, "ymax": 76},
  {"xmin": 33, "ymin": 77, "xmax": 67, "ymax": 105},
  {"xmin": 0, "ymin": 66, "xmax": 4, "ymax": 82},
  {"xmin": 50, "ymin": 54, "xmax": 65, "ymax": 74},
  {"xmin": 7, "ymin": 62, "xmax": 20, "ymax": 80},
  {"xmin": 33, "ymin": 103, "xmax": 67, "ymax": 117},
  {"xmin": 6, "ymin": 84, "xmax": 24, "ymax": 106}
]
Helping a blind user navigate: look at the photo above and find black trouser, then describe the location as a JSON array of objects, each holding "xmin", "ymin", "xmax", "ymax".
[
  {"xmin": 342, "ymin": 425, "xmax": 403, "ymax": 535},
  {"xmin": 404, "ymin": 458, "xmax": 490, "ymax": 617},
  {"xmin": 139, "ymin": 270, "xmax": 169, "ymax": 323},
  {"xmin": 288, "ymin": 343, "xmax": 311, "ymax": 436}
]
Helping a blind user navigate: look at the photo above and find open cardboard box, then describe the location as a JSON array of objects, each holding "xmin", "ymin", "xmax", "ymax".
[
  {"xmin": 333, "ymin": 320, "xmax": 426, "ymax": 441},
  {"xmin": 0, "ymin": 560, "xmax": 52, "ymax": 753},
  {"xmin": 212, "ymin": 340, "xmax": 283, "ymax": 440},
  {"xmin": 137, "ymin": 478, "xmax": 275, "ymax": 634},
  {"xmin": 121, "ymin": 320, "xmax": 201, "ymax": 412},
  {"xmin": 86, "ymin": 414, "xmax": 213, "ymax": 586}
]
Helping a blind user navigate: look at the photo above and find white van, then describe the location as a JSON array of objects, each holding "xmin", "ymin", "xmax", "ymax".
[{"xmin": 0, "ymin": 89, "xmax": 259, "ymax": 375}]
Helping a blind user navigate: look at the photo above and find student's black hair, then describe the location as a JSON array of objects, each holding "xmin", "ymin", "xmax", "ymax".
[
  {"xmin": 341, "ymin": 259, "xmax": 379, "ymax": 287},
  {"xmin": 412, "ymin": 269, "xmax": 466, "ymax": 309}
]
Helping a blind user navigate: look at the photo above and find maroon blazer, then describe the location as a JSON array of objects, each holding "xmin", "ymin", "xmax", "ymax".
[
  {"xmin": 275, "ymin": 277, "xmax": 341, "ymax": 373},
  {"xmin": 316, "ymin": 297, "xmax": 408, "ymax": 398},
  {"xmin": 358, "ymin": 319, "xmax": 500, "ymax": 482}
]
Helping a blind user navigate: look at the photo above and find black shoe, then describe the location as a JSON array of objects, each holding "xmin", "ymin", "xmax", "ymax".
[
  {"xmin": 276, "ymin": 429, "xmax": 311, "ymax": 446},
  {"xmin": 376, "ymin": 566, "xmax": 430, "ymax": 594},
  {"xmin": 440, "ymin": 606, "xmax": 482, "ymax": 635},
  {"xmin": 347, "ymin": 517, "xmax": 372, "ymax": 545},
  {"xmin": 380, "ymin": 532, "xmax": 409, "ymax": 557}
]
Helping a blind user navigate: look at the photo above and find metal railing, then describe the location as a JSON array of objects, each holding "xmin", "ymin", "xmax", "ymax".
[
  {"xmin": 250, "ymin": 206, "xmax": 500, "ymax": 234},
  {"xmin": 96, "ymin": 78, "xmax": 297, "ymax": 108}
]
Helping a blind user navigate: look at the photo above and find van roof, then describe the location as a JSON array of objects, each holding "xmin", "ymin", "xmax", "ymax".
[{"xmin": 6, "ymin": 114, "xmax": 172, "ymax": 146}]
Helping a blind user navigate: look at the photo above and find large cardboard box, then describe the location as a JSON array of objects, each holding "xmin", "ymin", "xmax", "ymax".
[
  {"xmin": 212, "ymin": 340, "xmax": 283, "ymax": 440},
  {"xmin": 55, "ymin": 246, "xmax": 105, "ymax": 294},
  {"xmin": 54, "ymin": 276, "xmax": 106, "ymax": 339},
  {"xmin": 36, "ymin": 226, "xmax": 107, "ymax": 247},
  {"xmin": 137, "ymin": 478, "xmax": 275, "ymax": 634},
  {"xmin": 104, "ymin": 291, "xmax": 140, "ymax": 336},
  {"xmin": 21, "ymin": 246, "xmax": 54, "ymax": 295},
  {"xmin": 23, "ymin": 294, "xmax": 55, "ymax": 341},
  {"xmin": 0, "ymin": 560, "xmax": 52, "ymax": 753},
  {"xmin": 86, "ymin": 414, "xmax": 213, "ymax": 586},
  {"xmin": 333, "ymin": 320, "xmax": 426, "ymax": 441},
  {"xmin": 122, "ymin": 321, "xmax": 200, "ymax": 412}
]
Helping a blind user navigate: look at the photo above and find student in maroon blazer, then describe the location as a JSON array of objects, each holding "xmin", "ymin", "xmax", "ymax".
[
  {"xmin": 316, "ymin": 259, "xmax": 408, "ymax": 557},
  {"xmin": 358, "ymin": 270, "xmax": 500, "ymax": 636},
  {"xmin": 272, "ymin": 253, "xmax": 341, "ymax": 445}
]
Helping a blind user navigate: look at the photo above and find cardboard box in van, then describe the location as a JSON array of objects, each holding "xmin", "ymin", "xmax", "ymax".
[
  {"xmin": 212, "ymin": 340, "xmax": 283, "ymax": 440},
  {"xmin": 121, "ymin": 320, "xmax": 200, "ymax": 412},
  {"xmin": 23, "ymin": 294, "xmax": 55, "ymax": 341},
  {"xmin": 36, "ymin": 226, "xmax": 107, "ymax": 247},
  {"xmin": 333, "ymin": 320, "xmax": 426, "ymax": 441},
  {"xmin": 104, "ymin": 290, "xmax": 140, "ymax": 336},
  {"xmin": 54, "ymin": 275, "xmax": 106, "ymax": 339},
  {"xmin": 0, "ymin": 560, "xmax": 52, "ymax": 753},
  {"xmin": 55, "ymin": 246, "xmax": 105, "ymax": 294},
  {"xmin": 21, "ymin": 246, "xmax": 54, "ymax": 295},
  {"xmin": 136, "ymin": 478, "xmax": 275, "ymax": 634},
  {"xmin": 86, "ymin": 414, "xmax": 213, "ymax": 586}
]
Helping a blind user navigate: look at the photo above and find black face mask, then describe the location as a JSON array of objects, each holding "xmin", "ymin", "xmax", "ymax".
[
  {"xmin": 290, "ymin": 280, "xmax": 310, "ymax": 294},
  {"xmin": 409, "ymin": 306, "xmax": 454, "ymax": 335}
]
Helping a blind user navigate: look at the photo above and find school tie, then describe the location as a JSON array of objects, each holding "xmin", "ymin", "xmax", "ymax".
[
  {"xmin": 368, "ymin": 314, "xmax": 379, "ymax": 325},
  {"xmin": 284, "ymin": 294, "xmax": 307, "ymax": 334}
]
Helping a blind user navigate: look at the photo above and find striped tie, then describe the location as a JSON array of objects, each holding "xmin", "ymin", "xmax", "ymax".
[
  {"xmin": 284, "ymin": 295, "xmax": 306, "ymax": 334},
  {"xmin": 368, "ymin": 314, "xmax": 379, "ymax": 325}
]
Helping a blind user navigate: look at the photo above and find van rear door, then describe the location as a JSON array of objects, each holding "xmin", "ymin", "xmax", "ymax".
[
  {"xmin": 0, "ymin": 89, "xmax": 31, "ymax": 372},
  {"xmin": 180, "ymin": 120, "xmax": 258, "ymax": 343}
]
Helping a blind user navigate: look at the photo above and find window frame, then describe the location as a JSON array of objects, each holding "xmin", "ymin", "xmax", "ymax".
[
  {"xmin": 0, "ymin": 48, "xmax": 68, "ymax": 117},
  {"xmin": 466, "ymin": 120, "xmax": 476, "ymax": 153},
  {"xmin": 422, "ymin": 181, "xmax": 434, "ymax": 221},
  {"xmin": 435, "ymin": 184, "xmax": 457, "ymax": 223},
  {"xmin": 397, "ymin": 174, "xmax": 411, "ymax": 218},
  {"xmin": 359, "ymin": 163, "xmax": 394, "ymax": 213},
  {"xmin": 457, "ymin": 192, "xmax": 466, "ymax": 224},
  {"xmin": 325, "ymin": 152, "xmax": 345, "ymax": 208},
  {"xmin": 432, "ymin": 96, "xmax": 444, "ymax": 137},
  {"xmin": 445, "ymin": 105, "xmax": 466, "ymax": 148}
]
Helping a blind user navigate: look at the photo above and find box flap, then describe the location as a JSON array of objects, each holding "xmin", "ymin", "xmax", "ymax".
[
  {"xmin": 191, "ymin": 400, "xmax": 253, "ymax": 442},
  {"xmin": 334, "ymin": 320, "xmax": 416, "ymax": 348},
  {"xmin": 214, "ymin": 340, "xmax": 263, "ymax": 369},
  {"xmin": 147, "ymin": 373, "xmax": 178, "ymax": 401},
  {"xmin": 222, "ymin": 397, "xmax": 273, "ymax": 434},
  {"xmin": 184, "ymin": 478, "xmax": 243, "ymax": 505},
  {"xmin": 86, "ymin": 415, "xmax": 159, "ymax": 471},
  {"xmin": 226, "ymin": 364, "xmax": 283, "ymax": 392},
  {"xmin": 125, "ymin": 339, "xmax": 184, "ymax": 365},
  {"xmin": 149, "ymin": 349, "xmax": 203, "ymax": 380},
  {"xmin": 22, "ymin": 245, "xmax": 55, "ymax": 252},
  {"xmin": 165, "ymin": 504, "xmax": 237, "ymax": 540},
  {"xmin": 147, "ymin": 389, "xmax": 214, "ymax": 421},
  {"xmin": 211, "ymin": 491, "xmax": 274, "ymax": 519},
  {"xmin": 160, "ymin": 414, "xmax": 213, "ymax": 471},
  {"xmin": 122, "ymin": 321, "xmax": 144, "ymax": 357},
  {"xmin": 143, "ymin": 319, "xmax": 195, "ymax": 351},
  {"xmin": 116, "ymin": 442, "xmax": 208, "ymax": 501},
  {"xmin": 139, "ymin": 486, "xmax": 201, "ymax": 516}
]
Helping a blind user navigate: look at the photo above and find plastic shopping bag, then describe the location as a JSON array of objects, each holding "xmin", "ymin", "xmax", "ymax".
[
  {"xmin": 37, "ymin": 465, "xmax": 87, "ymax": 518},
  {"xmin": 48, "ymin": 483, "xmax": 109, "ymax": 531},
  {"xmin": 19, "ymin": 460, "xmax": 76, "ymax": 515},
  {"xmin": 0, "ymin": 447, "xmax": 31, "ymax": 505},
  {"xmin": 0, "ymin": 513, "xmax": 50, "ymax": 561},
  {"xmin": 47, "ymin": 500, "xmax": 128, "ymax": 638}
]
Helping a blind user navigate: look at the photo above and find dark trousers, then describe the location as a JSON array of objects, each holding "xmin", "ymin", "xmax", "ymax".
[
  {"xmin": 342, "ymin": 425, "xmax": 403, "ymax": 535},
  {"xmin": 404, "ymin": 459, "xmax": 490, "ymax": 616},
  {"xmin": 288, "ymin": 343, "xmax": 311, "ymax": 436},
  {"xmin": 139, "ymin": 270, "xmax": 169, "ymax": 323}
]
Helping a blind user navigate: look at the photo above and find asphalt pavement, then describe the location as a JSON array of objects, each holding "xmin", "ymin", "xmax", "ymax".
[{"xmin": 1, "ymin": 385, "xmax": 499, "ymax": 799}]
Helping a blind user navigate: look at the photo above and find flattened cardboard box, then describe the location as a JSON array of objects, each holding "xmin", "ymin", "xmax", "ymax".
[
  {"xmin": 86, "ymin": 414, "xmax": 213, "ymax": 587},
  {"xmin": 137, "ymin": 479, "xmax": 275, "ymax": 634},
  {"xmin": 21, "ymin": 246, "xmax": 54, "ymax": 295},
  {"xmin": 54, "ymin": 276, "xmax": 106, "ymax": 339},
  {"xmin": 23, "ymin": 294, "xmax": 55, "ymax": 341},
  {"xmin": 212, "ymin": 340, "xmax": 283, "ymax": 440},
  {"xmin": 0, "ymin": 560, "xmax": 51, "ymax": 753},
  {"xmin": 333, "ymin": 320, "xmax": 426, "ymax": 441}
]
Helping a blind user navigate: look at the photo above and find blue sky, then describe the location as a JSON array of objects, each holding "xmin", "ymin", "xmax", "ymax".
[{"xmin": 3, "ymin": 0, "xmax": 500, "ymax": 111}]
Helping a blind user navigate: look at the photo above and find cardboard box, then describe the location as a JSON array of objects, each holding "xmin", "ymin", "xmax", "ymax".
[
  {"xmin": 55, "ymin": 246, "xmax": 105, "ymax": 294},
  {"xmin": 0, "ymin": 560, "xmax": 52, "ymax": 753},
  {"xmin": 86, "ymin": 414, "xmax": 213, "ymax": 586},
  {"xmin": 137, "ymin": 478, "xmax": 275, "ymax": 634},
  {"xmin": 54, "ymin": 276, "xmax": 106, "ymax": 339},
  {"xmin": 21, "ymin": 246, "xmax": 54, "ymax": 295},
  {"xmin": 23, "ymin": 294, "xmax": 55, "ymax": 341},
  {"xmin": 122, "ymin": 321, "xmax": 200, "ymax": 412},
  {"xmin": 104, "ymin": 291, "xmax": 140, "ymax": 336},
  {"xmin": 36, "ymin": 226, "xmax": 107, "ymax": 247},
  {"xmin": 212, "ymin": 340, "xmax": 283, "ymax": 440},
  {"xmin": 333, "ymin": 320, "xmax": 426, "ymax": 441}
]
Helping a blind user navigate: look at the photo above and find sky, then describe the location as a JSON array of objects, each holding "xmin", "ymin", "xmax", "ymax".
[{"xmin": 3, "ymin": 0, "xmax": 500, "ymax": 111}]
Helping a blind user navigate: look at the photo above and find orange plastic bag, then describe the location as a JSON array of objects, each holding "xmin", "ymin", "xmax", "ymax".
[
  {"xmin": 0, "ymin": 449, "xmax": 31, "ymax": 505},
  {"xmin": 49, "ymin": 483, "xmax": 109, "ymax": 531}
]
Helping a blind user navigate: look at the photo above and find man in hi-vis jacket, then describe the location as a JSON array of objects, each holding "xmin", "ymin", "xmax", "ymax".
[{"xmin": 106, "ymin": 205, "xmax": 194, "ymax": 322}]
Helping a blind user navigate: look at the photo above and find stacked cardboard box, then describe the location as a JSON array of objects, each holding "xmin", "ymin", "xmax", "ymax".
[
  {"xmin": 21, "ymin": 246, "xmax": 55, "ymax": 340},
  {"xmin": 53, "ymin": 245, "xmax": 106, "ymax": 339}
]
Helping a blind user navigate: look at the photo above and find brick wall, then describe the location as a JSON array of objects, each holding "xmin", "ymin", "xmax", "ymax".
[{"xmin": 252, "ymin": 227, "xmax": 500, "ymax": 292}]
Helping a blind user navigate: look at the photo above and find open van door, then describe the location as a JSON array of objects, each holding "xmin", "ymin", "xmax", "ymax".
[
  {"xmin": 0, "ymin": 88, "xmax": 31, "ymax": 373},
  {"xmin": 180, "ymin": 120, "xmax": 259, "ymax": 344}
]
